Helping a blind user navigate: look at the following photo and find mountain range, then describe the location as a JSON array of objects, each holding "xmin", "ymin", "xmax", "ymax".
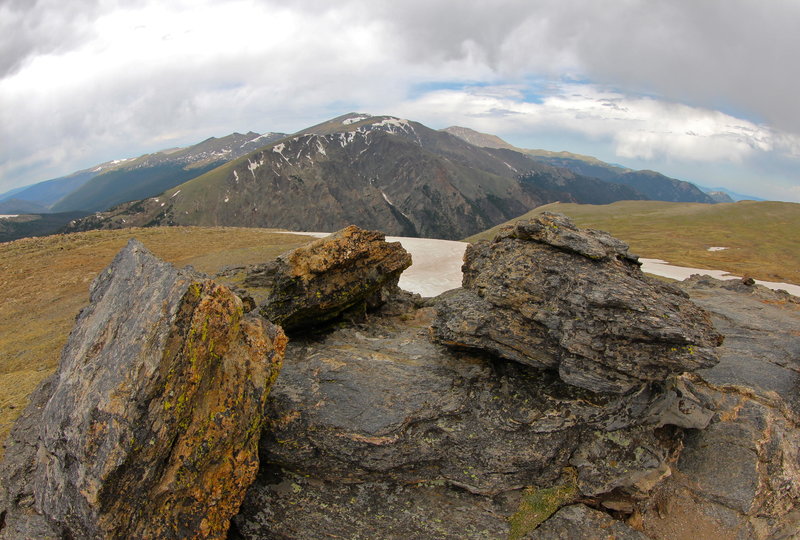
[
  {"xmin": 442, "ymin": 126, "xmax": 718, "ymax": 204},
  {"xmin": 0, "ymin": 131, "xmax": 285, "ymax": 214},
  {"xmin": 3, "ymin": 112, "xmax": 746, "ymax": 241}
]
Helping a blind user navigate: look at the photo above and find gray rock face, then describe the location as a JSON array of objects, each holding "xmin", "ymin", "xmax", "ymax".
[
  {"xmin": 433, "ymin": 213, "xmax": 722, "ymax": 393},
  {"xmin": 222, "ymin": 225, "xmax": 412, "ymax": 331},
  {"xmin": 0, "ymin": 239, "xmax": 286, "ymax": 539},
  {"xmin": 233, "ymin": 299, "xmax": 714, "ymax": 538},
  {"xmin": 525, "ymin": 504, "xmax": 649, "ymax": 539},
  {"xmin": 636, "ymin": 277, "xmax": 800, "ymax": 539}
]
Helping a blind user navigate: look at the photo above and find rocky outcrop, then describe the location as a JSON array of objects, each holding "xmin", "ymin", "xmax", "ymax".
[
  {"xmin": 0, "ymin": 240, "xmax": 286, "ymax": 539},
  {"xmin": 635, "ymin": 276, "xmax": 800, "ymax": 539},
  {"xmin": 3, "ymin": 218, "xmax": 796, "ymax": 539},
  {"xmin": 229, "ymin": 273, "xmax": 800, "ymax": 538},
  {"xmin": 433, "ymin": 212, "xmax": 722, "ymax": 393},
  {"xmin": 232, "ymin": 294, "xmax": 716, "ymax": 538},
  {"xmin": 223, "ymin": 225, "xmax": 412, "ymax": 331}
]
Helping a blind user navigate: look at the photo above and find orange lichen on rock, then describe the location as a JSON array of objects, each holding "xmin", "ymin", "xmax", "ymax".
[{"xmin": 0, "ymin": 239, "xmax": 286, "ymax": 539}]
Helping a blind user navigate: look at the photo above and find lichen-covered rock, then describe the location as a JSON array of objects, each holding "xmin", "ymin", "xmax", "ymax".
[
  {"xmin": 233, "ymin": 300, "xmax": 713, "ymax": 538},
  {"xmin": 524, "ymin": 504, "xmax": 649, "ymax": 539},
  {"xmin": 228, "ymin": 225, "xmax": 412, "ymax": 330},
  {"xmin": 0, "ymin": 239, "xmax": 286, "ymax": 540},
  {"xmin": 432, "ymin": 213, "xmax": 723, "ymax": 393},
  {"xmin": 636, "ymin": 277, "xmax": 800, "ymax": 539}
]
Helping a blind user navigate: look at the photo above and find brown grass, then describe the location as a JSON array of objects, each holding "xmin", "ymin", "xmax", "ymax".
[{"xmin": 0, "ymin": 227, "xmax": 313, "ymax": 459}]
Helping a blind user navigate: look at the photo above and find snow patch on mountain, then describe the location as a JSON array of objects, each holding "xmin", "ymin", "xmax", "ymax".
[
  {"xmin": 371, "ymin": 117, "xmax": 421, "ymax": 145},
  {"xmin": 343, "ymin": 115, "xmax": 371, "ymax": 125},
  {"xmin": 250, "ymin": 132, "xmax": 275, "ymax": 143},
  {"xmin": 373, "ymin": 117, "xmax": 410, "ymax": 130},
  {"xmin": 248, "ymin": 158, "xmax": 265, "ymax": 178},
  {"xmin": 335, "ymin": 131, "xmax": 359, "ymax": 147},
  {"xmin": 381, "ymin": 190, "xmax": 412, "ymax": 220}
]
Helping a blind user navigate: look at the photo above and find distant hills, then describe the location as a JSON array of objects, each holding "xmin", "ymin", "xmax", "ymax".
[
  {"xmin": 0, "ymin": 132, "xmax": 286, "ymax": 214},
  {"xmin": 442, "ymin": 126, "xmax": 716, "ymax": 204},
  {"xmin": 0, "ymin": 170, "xmax": 100, "ymax": 212},
  {"xmin": 2, "ymin": 112, "xmax": 768, "ymax": 241},
  {"xmin": 0, "ymin": 212, "xmax": 91, "ymax": 243},
  {"xmin": 697, "ymin": 185, "xmax": 763, "ymax": 202}
]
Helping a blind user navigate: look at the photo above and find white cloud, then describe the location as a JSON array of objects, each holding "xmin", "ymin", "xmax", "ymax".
[
  {"xmin": 398, "ymin": 84, "xmax": 800, "ymax": 165},
  {"xmin": 0, "ymin": 0, "xmax": 798, "ymax": 202}
]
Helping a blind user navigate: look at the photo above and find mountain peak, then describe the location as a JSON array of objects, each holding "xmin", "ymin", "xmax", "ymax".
[{"xmin": 299, "ymin": 113, "xmax": 421, "ymax": 138}]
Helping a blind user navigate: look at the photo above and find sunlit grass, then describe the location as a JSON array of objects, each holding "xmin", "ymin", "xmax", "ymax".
[{"xmin": 466, "ymin": 200, "xmax": 800, "ymax": 285}]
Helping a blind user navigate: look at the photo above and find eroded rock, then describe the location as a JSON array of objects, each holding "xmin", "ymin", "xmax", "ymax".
[
  {"xmin": 433, "ymin": 213, "xmax": 723, "ymax": 393},
  {"xmin": 636, "ymin": 277, "xmax": 800, "ymax": 539},
  {"xmin": 0, "ymin": 239, "xmax": 286, "ymax": 539},
  {"xmin": 222, "ymin": 225, "xmax": 412, "ymax": 331},
  {"xmin": 233, "ymin": 299, "xmax": 713, "ymax": 538},
  {"xmin": 524, "ymin": 504, "xmax": 648, "ymax": 539}
]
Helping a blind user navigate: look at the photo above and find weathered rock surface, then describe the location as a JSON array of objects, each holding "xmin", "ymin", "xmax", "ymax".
[
  {"xmin": 525, "ymin": 504, "xmax": 649, "ymax": 539},
  {"xmin": 433, "ymin": 213, "xmax": 723, "ymax": 393},
  {"xmin": 221, "ymin": 225, "xmax": 412, "ymax": 331},
  {"xmin": 636, "ymin": 276, "xmax": 800, "ymax": 539},
  {"xmin": 0, "ymin": 239, "xmax": 286, "ymax": 539},
  {"xmin": 232, "ymin": 297, "xmax": 714, "ymax": 538}
]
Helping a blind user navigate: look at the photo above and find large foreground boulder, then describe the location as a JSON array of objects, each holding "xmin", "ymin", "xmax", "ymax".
[
  {"xmin": 233, "ymin": 298, "xmax": 715, "ymax": 539},
  {"xmin": 226, "ymin": 225, "xmax": 412, "ymax": 330},
  {"xmin": 0, "ymin": 240, "xmax": 286, "ymax": 539},
  {"xmin": 231, "ymin": 276, "xmax": 799, "ymax": 539},
  {"xmin": 433, "ymin": 213, "xmax": 723, "ymax": 393}
]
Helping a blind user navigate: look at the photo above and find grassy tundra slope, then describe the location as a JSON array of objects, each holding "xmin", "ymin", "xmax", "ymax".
[
  {"xmin": 467, "ymin": 200, "xmax": 800, "ymax": 286},
  {"xmin": 0, "ymin": 227, "xmax": 312, "ymax": 459}
]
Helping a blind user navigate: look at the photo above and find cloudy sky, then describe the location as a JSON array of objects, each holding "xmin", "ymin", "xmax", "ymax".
[{"xmin": 2, "ymin": 0, "xmax": 799, "ymax": 201}]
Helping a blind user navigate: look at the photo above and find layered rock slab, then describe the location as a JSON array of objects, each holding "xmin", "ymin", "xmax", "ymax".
[
  {"xmin": 223, "ymin": 225, "xmax": 412, "ymax": 330},
  {"xmin": 0, "ymin": 239, "xmax": 286, "ymax": 539},
  {"xmin": 233, "ymin": 301, "xmax": 713, "ymax": 539},
  {"xmin": 433, "ymin": 212, "xmax": 723, "ymax": 393}
]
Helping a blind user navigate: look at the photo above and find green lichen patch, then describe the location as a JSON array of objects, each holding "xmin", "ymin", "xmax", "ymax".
[{"xmin": 508, "ymin": 469, "xmax": 578, "ymax": 540}]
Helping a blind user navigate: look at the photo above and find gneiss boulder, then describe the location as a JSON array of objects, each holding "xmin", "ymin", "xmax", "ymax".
[
  {"xmin": 232, "ymin": 225, "xmax": 412, "ymax": 330},
  {"xmin": 432, "ymin": 212, "xmax": 723, "ymax": 393},
  {"xmin": 0, "ymin": 240, "xmax": 286, "ymax": 539}
]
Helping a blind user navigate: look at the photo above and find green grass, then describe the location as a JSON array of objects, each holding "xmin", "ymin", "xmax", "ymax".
[
  {"xmin": 0, "ymin": 227, "xmax": 314, "ymax": 459},
  {"xmin": 466, "ymin": 200, "xmax": 800, "ymax": 285}
]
